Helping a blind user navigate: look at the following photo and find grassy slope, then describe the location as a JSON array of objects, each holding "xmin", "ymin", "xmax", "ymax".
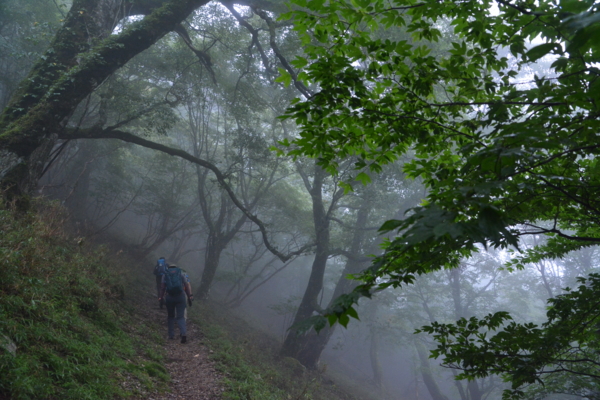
[
  {"xmin": 190, "ymin": 296, "xmax": 384, "ymax": 400},
  {"xmin": 0, "ymin": 202, "xmax": 168, "ymax": 399},
  {"xmin": 194, "ymin": 301, "xmax": 363, "ymax": 400},
  {"xmin": 0, "ymin": 201, "xmax": 378, "ymax": 400}
]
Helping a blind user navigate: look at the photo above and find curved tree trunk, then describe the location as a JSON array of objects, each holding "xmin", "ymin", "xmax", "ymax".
[
  {"xmin": 280, "ymin": 167, "xmax": 329, "ymax": 367},
  {"xmin": 415, "ymin": 341, "xmax": 450, "ymax": 400},
  {"xmin": 281, "ymin": 185, "xmax": 372, "ymax": 369},
  {"xmin": 197, "ymin": 231, "xmax": 227, "ymax": 299},
  {"xmin": 0, "ymin": 0, "xmax": 209, "ymax": 204}
]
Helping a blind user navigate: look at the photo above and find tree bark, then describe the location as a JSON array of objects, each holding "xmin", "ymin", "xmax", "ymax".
[
  {"xmin": 0, "ymin": 0, "xmax": 210, "ymax": 202},
  {"xmin": 280, "ymin": 180, "xmax": 371, "ymax": 369},
  {"xmin": 280, "ymin": 166, "xmax": 330, "ymax": 367},
  {"xmin": 448, "ymin": 267, "xmax": 483, "ymax": 400},
  {"xmin": 197, "ymin": 231, "xmax": 227, "ymax": 299},
  {"xmin": 370, "ymin": 328, "xmax": 384, "ymax": 391}
]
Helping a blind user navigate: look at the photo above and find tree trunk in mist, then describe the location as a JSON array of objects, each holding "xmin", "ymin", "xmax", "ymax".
[
  {"xmin": 467, "ymin": 381, "xmax": 483, "ymax": 400},
  {"xmin": 448, "ymin": 267, "xmax": 483, "ymax": 400},
  {"xmin": 369, "ymin": 329, "xmax": 384, "ymax": 391},
  {"xmin": 415, "ymin": 341, "xmax": 450, "ymax": 400},
  {"xmin": 279, "ymin": 230, "xmax": 329, "ymax": 367},
  {"xmin": 0, "ymin": 0, "xmax": 209, "ymax": 205},
  {"xmin": 195, "ymin": 162, "xmax": 249, "ymax": 299},
  {"xmin": 63, "ymin": 143, "xmax": 93, "ymax": 223},
  {"xmin": 197, "ymin": 231, "xmax": 227, "ymax": 299},
  {"xmin": 281, "ymin": 187, "xmax": 371, "ymax": 369},
  {"xmin": 280, "ymin": 168, "xmax": 330, "ymax": 368}
]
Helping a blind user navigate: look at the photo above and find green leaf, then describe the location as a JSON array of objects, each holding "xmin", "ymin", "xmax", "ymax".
[
  {"xmin": 275, "ymin": 68, "xmax": 292, "ymax": 87},
  {"xmin": 526, "ymin": 43, "xmax": 561, "ymax": 62},
  {"xmin": 346, "ymin": 306, "xmax": 359, "ymax": 320},
  {"xmin": 355, "ymin": 172, "xmax": 371, "ymax": 185}
]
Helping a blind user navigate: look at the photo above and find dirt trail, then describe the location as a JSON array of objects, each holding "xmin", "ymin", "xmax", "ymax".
[{"xmin": 136, "ymin": 292, "xmax": 224, "ymax": 399}]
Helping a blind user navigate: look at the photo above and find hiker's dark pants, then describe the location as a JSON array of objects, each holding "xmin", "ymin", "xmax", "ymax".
[
  {"xmin": 155, "ymin": 275, "xmax": 162, "ymax": 298},
  {"xmin": 165, "ymin": 292, "xmax": 187, "ymax": 338}
]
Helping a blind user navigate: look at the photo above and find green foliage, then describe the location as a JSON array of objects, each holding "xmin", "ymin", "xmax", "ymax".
[
  {"xmin": 281, "ymin": 0, "xmax": 600, "ymax": 396},
  {"xmin": 0, "ymin": 201, "xmax": 166, "ymax": 399},
  {"xmin": 418, "ymin": 273, "xmax": 600, "ymax": 399}
]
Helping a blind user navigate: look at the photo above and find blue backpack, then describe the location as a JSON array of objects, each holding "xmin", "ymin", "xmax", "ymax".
[
  {"xmin": 153, "ymin": 258, "xmax": 168, "ymax": 276},
  {"xmin": 164, "ymin": 267, "xmax": 183, "ymax": 296}
]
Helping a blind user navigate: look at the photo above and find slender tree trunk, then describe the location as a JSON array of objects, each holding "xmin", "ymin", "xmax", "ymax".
[
  {"xmin": 197, "ymin": 231, "xmax": 226, "ymax": 299},
  {"xmin": 370, "ymin": 329, "xmax": 384, "ymax": 391},
  {"xmin": 450, "ymin": 369, "xmax": 468, "ymax": 400},
  {"xmin": 468, "ymin": 380, "xmax": 483, "ymax": 400},
  {"xmin": 414, "ymin": 341, "xmax": 450, "ymax": 400},
  {"xmin": 449, "ymin": 267, "xmax": 483, "ymax": 400},
  {"xmin": 280, "ymin": 168, "xmax": 329, "ymax": 367},
  {"xmin": 280, "ymin": 188, "xmax": 372, "ymax": 368},
  {"xmin": 279, "ymin": 229, "xmax": 329, "ymax": 367}
]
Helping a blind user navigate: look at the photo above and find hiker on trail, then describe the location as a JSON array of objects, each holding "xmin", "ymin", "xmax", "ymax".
[
  {"xmin": 153, "ymin": 257, "xmax": 169, "ymax": 309},
  {"xmin": 158, "ymin": 264, "xmax": 193, "ymax": 343}
]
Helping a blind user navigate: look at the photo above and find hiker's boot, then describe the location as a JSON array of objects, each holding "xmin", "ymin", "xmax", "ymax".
[{"xmin": 181, "ymin": 335, "xmax": 187, "ymax": 344}]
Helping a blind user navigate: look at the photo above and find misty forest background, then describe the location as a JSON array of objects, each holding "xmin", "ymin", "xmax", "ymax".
[{"xmin": 1, "ymin": 0, "xmax": 600, "ymax": 399}]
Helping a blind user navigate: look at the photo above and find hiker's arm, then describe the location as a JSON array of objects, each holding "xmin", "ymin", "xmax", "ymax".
[{"xmin": 184, "ymin": 283, "xmax": 193, "ymax": 299}]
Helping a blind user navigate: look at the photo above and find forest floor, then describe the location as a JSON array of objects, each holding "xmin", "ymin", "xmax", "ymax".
[{"xmin": 130, "ymin": 291, "xmax": 225, "ymax": 400}]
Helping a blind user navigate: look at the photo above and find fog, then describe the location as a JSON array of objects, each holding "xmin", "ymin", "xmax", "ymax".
[{"xmin": 3, "ymin": 0, "xmax": 599, "ymax": 399}]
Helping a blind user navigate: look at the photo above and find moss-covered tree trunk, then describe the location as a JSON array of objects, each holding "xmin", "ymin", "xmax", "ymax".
[{"xmin": 0, "ymin": 0, "xmax": 209, "ymax": 204}]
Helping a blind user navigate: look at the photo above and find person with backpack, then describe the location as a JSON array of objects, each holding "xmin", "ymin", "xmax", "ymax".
[
  {"xmin": 153, "ymin": 257, "xmax": 168, "ymax": 309},
  {"xmin": 158, "ymin": 264, "xmax": 193, "ymax": 343}
]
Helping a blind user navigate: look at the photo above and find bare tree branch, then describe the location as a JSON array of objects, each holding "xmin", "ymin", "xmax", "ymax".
[
  {"xmin": 174, "ymin": 24, "xmax": 217, "ymax": 84},
  {"xmin": 253, "ymin": 7, "xmax": 313, "ymax": 98},
  {"xmin": 224, "ymin": 3, "xmax": 276, "ymax": 76},
  {"xmin": 59, "ymin": 127, "xmax": 314, "ymax": 261}
]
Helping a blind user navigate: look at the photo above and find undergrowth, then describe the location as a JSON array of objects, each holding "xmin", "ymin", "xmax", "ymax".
[
  {"xmin": 0, "ymin": 201, "xmax": 167, "ymax": 399},
  {"xmin": 193, "ymin": 302, "xmax": 363, "ymax": 400}
]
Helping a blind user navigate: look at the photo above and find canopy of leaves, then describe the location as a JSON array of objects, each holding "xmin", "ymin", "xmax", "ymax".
[{"xmin": 281, "ymin": 0, "xmax": 600, "ymax": 395}]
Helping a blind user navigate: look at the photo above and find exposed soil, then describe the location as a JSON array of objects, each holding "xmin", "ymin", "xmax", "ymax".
[{"xmin": 133, "ymin": 292, "xmax": 224, "ymax": 399}]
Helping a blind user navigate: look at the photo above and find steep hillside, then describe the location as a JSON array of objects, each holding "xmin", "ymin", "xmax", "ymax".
[
  {"xmin": 0, "ymin": 201, "xmax": 375, "ymax": 400},
  {"xmin": 0, "ymin": 201, "xmax": 168, "ymax": 399}
]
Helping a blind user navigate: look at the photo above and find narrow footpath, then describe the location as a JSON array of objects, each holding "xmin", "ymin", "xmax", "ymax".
[{"xmin": 134, "ymin": 291, "xmax": 225, "ymax": 399}]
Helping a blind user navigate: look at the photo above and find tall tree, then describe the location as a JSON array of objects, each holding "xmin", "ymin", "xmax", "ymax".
[{"xmin": 0, "ymin": 0, "xmax": 287, "ymax": 202}]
